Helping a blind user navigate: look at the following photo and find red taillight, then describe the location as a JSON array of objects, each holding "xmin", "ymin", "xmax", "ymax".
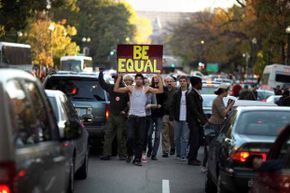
[
  {"xmin": 105, "ymin": 105, "xmax": 109, "ymax": 121},
  {"xmin": 230, "ymin": 151, "xmax": 267, "ymax": 162},
  {"xmin": 0, "ymin": 162, "xmax": 16, "ymax": 193},
  {"xmin": 0, "ymin": 185, "xmax": 10, "ymax": 193}
]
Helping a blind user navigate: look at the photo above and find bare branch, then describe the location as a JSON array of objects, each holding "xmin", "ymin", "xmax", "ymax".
[{"xmin": 236, "ymin": 0, "xmax": 246, "ymax": 7}]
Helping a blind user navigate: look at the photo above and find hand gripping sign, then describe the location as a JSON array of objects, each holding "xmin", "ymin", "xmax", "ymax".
[{"xmin": 117, "ymin": 44, "xmax": 163, "ymax": 74}]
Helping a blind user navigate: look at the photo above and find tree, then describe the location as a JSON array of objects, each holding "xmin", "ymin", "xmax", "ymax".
[
  {"xmin": 25, "ymin": 19, "xmax": 79, "ymax": 68},
  {"xmin": 0, "ymin": 0, "xmax": 77, "ymax": 39}
]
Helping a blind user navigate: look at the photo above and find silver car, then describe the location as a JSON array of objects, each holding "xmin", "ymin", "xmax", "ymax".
[
  {"xmin": 0, "ymin": 69, "xmax": 81, "ymax": 193},
  {"xmin": 45, "ymin": 90, "xmax": 89, "ymax": 182}
]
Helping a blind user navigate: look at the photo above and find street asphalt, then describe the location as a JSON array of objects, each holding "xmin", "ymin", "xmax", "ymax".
[{"xmin": 75, "ymin": 152, "xmax": 206, "ymax": 193}]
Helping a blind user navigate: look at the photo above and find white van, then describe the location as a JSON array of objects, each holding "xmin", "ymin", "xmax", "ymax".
[
  {"xmin": 261, "ymin": 64, "xmax": 290, "ymax": 89},
  {"xmin": 60, "ymin": 55, "xmax": 93, "ymax": 72}
]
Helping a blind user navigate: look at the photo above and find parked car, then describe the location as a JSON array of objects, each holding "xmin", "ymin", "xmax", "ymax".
[
  {"xmin": 43, "ymin": 71, "xmax": 109, "ymax": 149},
  {"xmin": 0, "ymin": 69, "xmax": 81, "ymax": 193},
  {"xmin": 257, "ymin": 89, "xmax": 275, "ymax": 101},
  {"xmin": 266, "ymin": 95, "xmax": 281, "ymax": 104},
  {"xmin": 251, "ymin": 124, "xmax": 290, "ymax": 193},
  {"xmin": 45, "ymin": 90, "xmax": 89, "ymax": 181},
  {"xmin": 205, "ymin": 106, "xmax": 290, "ymax": 193}
]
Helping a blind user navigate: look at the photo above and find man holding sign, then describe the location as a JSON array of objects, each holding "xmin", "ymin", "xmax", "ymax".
[{"xmin": 114, "ymin": 73, "xmax": 164, "ymax": 166}]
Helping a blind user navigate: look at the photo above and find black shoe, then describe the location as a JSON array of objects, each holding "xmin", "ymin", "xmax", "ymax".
[
  {"xmin": 133, "ymin": 160, "xmax": 142, "ymax": 166},
  {"xmin": 170, "ymin": 149, "xmax": 175, "ymax": 155},
  {"xmin": 188, "ymin": 159, "xmax": 201, "ymax": 166},
  {"xmin": 126, "ymin": 156, "xmax": 132, "ymax": 163},
  {"xmin": 151, "ymin": 156, "xmax": 158, "ymax": 160},
  {"xmin": 162, "ymin": 153, "xmax": 169, "ymax": 158},
  {"xmin": 100, "ymin": 155, "xmax": 110, "ymax": 160}
]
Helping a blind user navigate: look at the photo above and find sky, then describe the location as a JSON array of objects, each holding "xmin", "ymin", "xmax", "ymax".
[{"xmin": 124, "ymin": 0, "xmax": 237, "ymax": 12}]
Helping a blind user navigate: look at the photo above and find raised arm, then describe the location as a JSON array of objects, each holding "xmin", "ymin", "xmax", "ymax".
[
  {"xmin": 113, "ymin": 74, "xmax": 130, "ymax": 93},
  {"xmin": 98, "ymin": 71, "xmax": 113, "ymax": 93},
  {"xmin": 147, "ymin": 75, "xmax": 164, "ymax": 94}
]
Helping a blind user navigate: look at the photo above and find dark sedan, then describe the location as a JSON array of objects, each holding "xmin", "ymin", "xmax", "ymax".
[{"xmin": 205, "ymin": 106, "xmax": 290, "ymax": 193}]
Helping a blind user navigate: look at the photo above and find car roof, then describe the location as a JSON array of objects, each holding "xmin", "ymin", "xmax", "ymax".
[
  {"xmin": 0, "ymin": 68, "xmax": 36, "ymax": 82},
  {"xmin": 45, "ymin": 89, "xmax": 66, "ymax": 98},
  {"xmin": 236, "ymin": 106, "xmax": 290, "ymax": 112},
  {"xmin": 48, "ymin": 71, "xmax": 100, "ymax": 79},
  {"xmin": 234, "ymin": 100, "xmax": 277, "ymax": 107}
]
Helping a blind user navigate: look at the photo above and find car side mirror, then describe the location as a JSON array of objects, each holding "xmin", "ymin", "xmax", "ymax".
[
  {"xmin": 81, "ymin": 114, "xmax": 93, "ymax": 123},
  {"xmin": 62, "ymin": 120, "xmax": 82, "ymax": 140}
]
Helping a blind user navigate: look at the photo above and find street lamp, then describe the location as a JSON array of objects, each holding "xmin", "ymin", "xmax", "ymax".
[
  {"xmin": 243, "ymin": 53, "xmax": 250, "ymax": 79},
  {"xmin": 82, "ymin": 37, "xmax": 91, "ymax": 55},
  {"xmin": 286, "ymin": 26, "xmax": 290, "ymax": 65}
]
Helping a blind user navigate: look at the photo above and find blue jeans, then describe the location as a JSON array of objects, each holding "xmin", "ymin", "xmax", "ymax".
[
  {"xmin": 174, "ymin": 121, "xmax": 190, "ymax": 158},
  {"xmin": 148, "ymin": 117, "xmax": 162, "ymax": 156}
]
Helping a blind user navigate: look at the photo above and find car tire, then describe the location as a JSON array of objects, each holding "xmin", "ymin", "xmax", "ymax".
[
  {"xmin": 75, "ymin": 149, "xmax": 89, "ymax": 180},
  {"xmin": 67, "ymin": 159, "xmax": 75, "ymax": 193},
  {"xmin": 217, "ymin": 174, "xmax": 229, "ymax": 193},
  {"xmin": 205, "ymin": 172, "xmax": 216, "ymax": 193}
]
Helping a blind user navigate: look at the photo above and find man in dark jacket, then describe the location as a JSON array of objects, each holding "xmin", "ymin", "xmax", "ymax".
[
  {"xmin": 187, "ymin": 76, "xmax": 208, "ymax": 166},
  {"xmin": 99, "ymin": 70, "xmax": 129, "ymax": 160}
]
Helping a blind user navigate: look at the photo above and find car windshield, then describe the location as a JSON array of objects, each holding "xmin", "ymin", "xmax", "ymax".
[
  {"xmin": 60, "ymin": 60, "xmax": 82, "ymax": 71},
  {"xmin": 236, "ymin": 111, "xmax": 290, "ymax": 136},
  {"xmin": 45, "ymin": 77, "xmax": 106, "ymax": 101},
  {"xmin": 202, "ymin": 95, "xmax": 216, "ymax": 107},
  {"xmin": 201, "ymin": 86, "xmax": 217, "ymax": 95},
  {"xmin": 48, "ymin": 96, "xmax": 59, "ymax": 121}
]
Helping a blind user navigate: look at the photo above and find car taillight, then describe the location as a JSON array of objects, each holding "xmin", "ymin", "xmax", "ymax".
[
  {"xmin": 105, "ymin": 105, "xmax": 109, "ymax": 121},
  {"xmin": 0, "ymin": 162, "xmax": 16, "ymax": 193},
  {"xmin": 230, "ymin": 151, "xmax": 267, "ymax": 162},
  {"xmin": 0, "ymin": 185, "xmax": 10, "ymax": 193}
]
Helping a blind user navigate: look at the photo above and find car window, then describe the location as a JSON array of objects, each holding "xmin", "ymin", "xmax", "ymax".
[
  {"xmin": 278, "ymin": 136, "xmax": 290, "ymax": 169},
  {"xmin": 220, "ymin": 110, "xmax": 237, "ymax": 137},
  {"xmin": 23, "ymin": 81, "xmax": 52, "ymax": 142},
  {"xmin": 48, "ymin": 96, "xmax": 60, "ymax": 122},
  {"xmin": 236, "ymin": 111, "xmax": 290, "ymax": 136},
  {"xmin": 6, "ymin": 80, "xmax": 39, "ymax": 147},
  {"xmin": 45, "ymin": 77, "xmax": 106, "ymax": 101}
]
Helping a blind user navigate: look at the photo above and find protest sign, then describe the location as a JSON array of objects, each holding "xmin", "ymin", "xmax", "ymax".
[{"xmin": 117, "ymin": 44, "xmax": 163, "ymax": 73}]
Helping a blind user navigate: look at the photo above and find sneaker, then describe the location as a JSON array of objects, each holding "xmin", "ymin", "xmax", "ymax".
[
  {"xmin": 162, "ymin": 153, "xmax": 169, "ymax": 158},
  {"xmin": 126, "ymin": 156, "xmax": 133, "ymax": 163},
  {"xmin": 151, "ymin": 155, "xmax": 158, "ymax": 160},
  {"xmin": 201, "ymin": 166, "xmax": 208, "ymax": 173},
  {"xmin": 141, "ymin": 154, "xmax": 148, "ymax": 163},
  {"xmin": 179, "ymin": 157, "xmax": 187, "ymax": 161},
  {"xmin": 100, "ymin": 155, "xmax": 110, "ymax": 160}
]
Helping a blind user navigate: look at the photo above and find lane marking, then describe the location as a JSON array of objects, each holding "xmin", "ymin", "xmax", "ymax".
[{"xmin": 162, "ymin": 179, "xmax": 170, "ymax": 193}]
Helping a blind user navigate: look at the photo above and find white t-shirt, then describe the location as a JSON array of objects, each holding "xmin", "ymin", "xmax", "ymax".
[{"xmin": 179, "ymin": 90, "xmax": 187, "ymax": 121}]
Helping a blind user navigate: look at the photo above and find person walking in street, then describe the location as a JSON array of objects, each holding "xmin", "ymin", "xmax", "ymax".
[
  {"xmin": 277, "ymin": 89, "xmax": 290, "ymax": 106},
  {"xmin": 171, "ymin": 75, "xmax": 190, "ymax": 161},
  {"xmin": 114, "ymin": 73, "xmax": 164, "ymax": 166},
  {"xmin": 187, "ymin": 76, "xmax": 208, "ymax": 166},
  {"xmin": 202, "ymin": 84, "xmax": 235, "ymax": 172},
  {"xmin": 142, "ymin": 77, "xmax": 157, "ymax": 162},
  {"xmin": 149, "ymin": 75, "xmax": 167, "ymax": 159},
  {"xmin": 162, "ymin": 76, "xmax": 177, "ymax": 157},
  {"xmin": 99, "ymin": 70, "xmax": 129, "ymax": 160},
  {"xmin": 239, "ymin": 85, "xmax": 256, "ymax": 100}
]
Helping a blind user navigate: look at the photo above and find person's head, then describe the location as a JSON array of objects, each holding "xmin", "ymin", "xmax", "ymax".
[
  {"xmin": 251, "ymin": 84, "xmax": 257, "ymax": 91},
  {"xmin": 214, "ymin": 84, "xmax": 230, "ymax": 97},
  {"xmin": 179, "ymin": 75, "xmax": 188, "ymax": 90},
  {"xmin": 123, "ymin": 75, "xmax": 133, "ymax": 86},
  {"xmin": 282, "ymin": 89, "xmax": 289, "ymax": 97},
  {"xmin": 165, "ymin": 76, "xmax": 175, "ymax": 89},
  {"xmin": 151, "ymin": 75, "xmax": 159, "ymax": 88},
  {"xmin": 244, "ymin": 85, "xmax": 249, "ymax": 90},
  {"xmin": 143, "ymin": 77, "xmax": 150, "ymax": 86},
  {"xmin": 190, "ymin": 76, "xmax": 202, "ymax": 90},
  {"xmin": 135, "ymin": 73, "xmax": 144, "ymax": 87}
]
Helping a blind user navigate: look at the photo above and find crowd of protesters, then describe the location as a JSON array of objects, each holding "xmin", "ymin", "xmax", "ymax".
[{"xmin": 98, "ymin": 70, "xmax": 211, "ymax": 167}]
